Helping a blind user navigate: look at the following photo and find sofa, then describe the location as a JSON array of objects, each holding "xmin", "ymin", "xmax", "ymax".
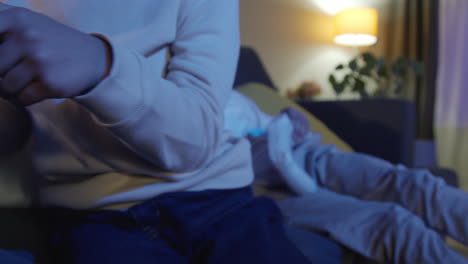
[
  {"xmin": 0, "ymin": 46, "xmax": 457, "ymax": 264},
  {"xmin": 234, "ymin": 46, "xmax": 458, "ymax": 187},
  {"xmin": 0, "ymin": 49, "xmax": 357, "ymax": 263}
]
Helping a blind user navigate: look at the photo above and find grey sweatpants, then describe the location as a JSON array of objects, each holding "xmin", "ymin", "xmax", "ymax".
[{"xmin": 276, "ymin": 146, "xmax": 468, "ymax": 264}]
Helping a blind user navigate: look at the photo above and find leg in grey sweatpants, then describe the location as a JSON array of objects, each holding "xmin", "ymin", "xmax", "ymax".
[
  {"xmin": 277, "ymin": 144, "xmax": 468, "ymax": 264},
  {"xmin": 303, "ymin": 146, "xmax": 468, "ymax": 246},
  {"xmin": 278, "ymin": 189, "xmax": 468, "ymax": 264}
]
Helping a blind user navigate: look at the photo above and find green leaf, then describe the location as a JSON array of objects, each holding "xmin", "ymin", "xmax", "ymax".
[
  {"xmin": 342, "ymin": 74, "xmax": 353, "ymax": 86},
  {"xmin": 359, "ymin": 89, "xmax": 370, "ymax": 99},
  {"xmin": 362, "ymin": 52, "xmax": 377, "ymax": 69},
  {"xmin": 335, "ymin": 64, "xmax": 345, "ymax": 70},
  {"xmin": 333, "ymin": 83, "xmax": 345, "ymax": 95},
  {"xmin": 329, "ymin": 74, "xmax": 337, "ymax": 86},
  {"xmin": 352, "ymin": 78, "xmax": 365, "ymax": 92},
  {"xmin": 359, "ymin": 67, "xmax": 372, "ymax": 76},
  {"xmin": 329, "ymin": 74, "xmax": 345, "ymax": 95},
  {"xmin": 377, "ymin": 66, "xmax": 387, "ymax": 78},
  {"xmin": 377, "ymin": 68, "xmax": 388, "ymax": 78},
  {"xmin": 349, "ymin": 59, "xmax": 358, "ymax": 71},
  {"xmin": 362, "ymin": 52, "xmax": 376, "ymax": 62},
  {"xmin": 374, "ymin": 57, "xmax": 388, "ymax": 78}
]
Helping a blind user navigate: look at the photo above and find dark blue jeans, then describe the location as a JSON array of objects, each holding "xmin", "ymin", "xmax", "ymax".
[{"xmin": 47, "ymin": 187, "xmax": 313, "ymax": 264}]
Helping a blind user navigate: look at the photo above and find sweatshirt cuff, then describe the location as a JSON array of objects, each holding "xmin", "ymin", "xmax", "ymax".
[{"xmin": 73, "ymin": 34, "xmax": 145, "ymax": 125}]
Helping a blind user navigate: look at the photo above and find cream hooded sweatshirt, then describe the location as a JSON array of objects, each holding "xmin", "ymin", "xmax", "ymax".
[{"xmin": 3, "ymin": 0, "xmax": 253, "ymax": 209}]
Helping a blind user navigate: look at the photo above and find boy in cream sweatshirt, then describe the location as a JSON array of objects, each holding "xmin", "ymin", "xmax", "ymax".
[{"xmin": 0, "ymin": 1, "xmax": 312, "ymax": 263}]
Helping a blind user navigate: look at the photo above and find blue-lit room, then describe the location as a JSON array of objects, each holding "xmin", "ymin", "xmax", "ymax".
[{"xmin": 0, "ymin": 0, "xmax": 467, "ymax": 263}]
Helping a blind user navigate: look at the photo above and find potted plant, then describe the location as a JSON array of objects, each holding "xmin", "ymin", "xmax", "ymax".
[
  {"xmin": 328, "ymin": 52, "xmax": 423, "ymax": 99},
  {"xmin": 294, "ymin": 53, "xmax": 424, "ymax": 166}
]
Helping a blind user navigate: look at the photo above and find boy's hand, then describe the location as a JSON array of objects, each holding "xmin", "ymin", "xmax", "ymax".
[
  {"xmin": 0, "ymin": 4, "xmax": 111, "ymax": 105},
  {"xmin": 281, "ymin": 108, "xmax": 310, "ymax": 146}
]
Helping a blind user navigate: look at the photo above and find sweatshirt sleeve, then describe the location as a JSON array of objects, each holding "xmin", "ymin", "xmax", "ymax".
[{"xmin": 74, "ymin": 0, "xmax": 240, "ymax": 172}]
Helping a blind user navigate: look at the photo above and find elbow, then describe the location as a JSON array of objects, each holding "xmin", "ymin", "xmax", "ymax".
[
  {"xmin": 159, "ymin": 137, "xmax": 219, "ymax": 173},
  {"xmin": 162, "ymin": 145, "xmax": 215, "ymax": 173},
  {"xmin": 157, "ymin": 116, "xmax": 222, "ymax": 173}
]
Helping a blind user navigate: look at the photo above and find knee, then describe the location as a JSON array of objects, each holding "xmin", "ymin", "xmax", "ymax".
[{"xmin": 379, "ymin": 203, "xmax": 424, "ymax": 227}]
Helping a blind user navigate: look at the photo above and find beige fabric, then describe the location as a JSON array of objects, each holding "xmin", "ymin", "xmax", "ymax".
[
  {"xmin": 236, "ymin": 82, "xmax": 353, "ymax": 152},
  {"xmin": 0, "ymin": 139, "xmax": 35, "ymax": 207},
  {"xmin": 436, "ymin": 128, "xmax": 468, "ymax": 190}
]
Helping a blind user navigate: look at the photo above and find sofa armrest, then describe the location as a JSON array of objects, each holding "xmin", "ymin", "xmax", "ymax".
[
  {"xmin": 428, "ymin": 167, "xmax": 459, "ymax": 187},
  {"xmin": 234, "ymin": 47, "xmax": 277, "ymax": 90},
  {"xmin": 296, "ymin": 99, "xmax": 416, "ymax": 166},
  {"xmin": 296, "ymin": 99, "xmax": 460, "ymax": 187}
]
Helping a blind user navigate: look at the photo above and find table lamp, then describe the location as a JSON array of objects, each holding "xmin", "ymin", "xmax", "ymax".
[{"xmin": 333, "ymin": 7, "xmax": 378, "ymax": 47}]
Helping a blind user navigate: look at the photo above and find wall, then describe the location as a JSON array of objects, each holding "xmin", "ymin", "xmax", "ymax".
[{"xmin": 239, "ymin": 0, "xmax": 391, "ymax": 99}]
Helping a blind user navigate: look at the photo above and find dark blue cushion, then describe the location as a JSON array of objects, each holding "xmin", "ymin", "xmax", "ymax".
[
  {"xmin": 234, "ymin": 46, "xmax": 276, "ymax": 89},
  {"xmin": 296, "ymin": 99, "xmax": 416, "ymax": 166}
]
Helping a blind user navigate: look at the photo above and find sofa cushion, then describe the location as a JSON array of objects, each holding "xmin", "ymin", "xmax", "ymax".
[{"xmin": 234, "ymin": 47, "xmax": 276, "ymax": 90}]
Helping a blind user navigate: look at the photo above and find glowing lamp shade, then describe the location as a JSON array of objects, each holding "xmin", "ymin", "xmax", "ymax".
[{"xmin": 334, "ymin": 8, "xmax": 378, "ymax": 46}]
